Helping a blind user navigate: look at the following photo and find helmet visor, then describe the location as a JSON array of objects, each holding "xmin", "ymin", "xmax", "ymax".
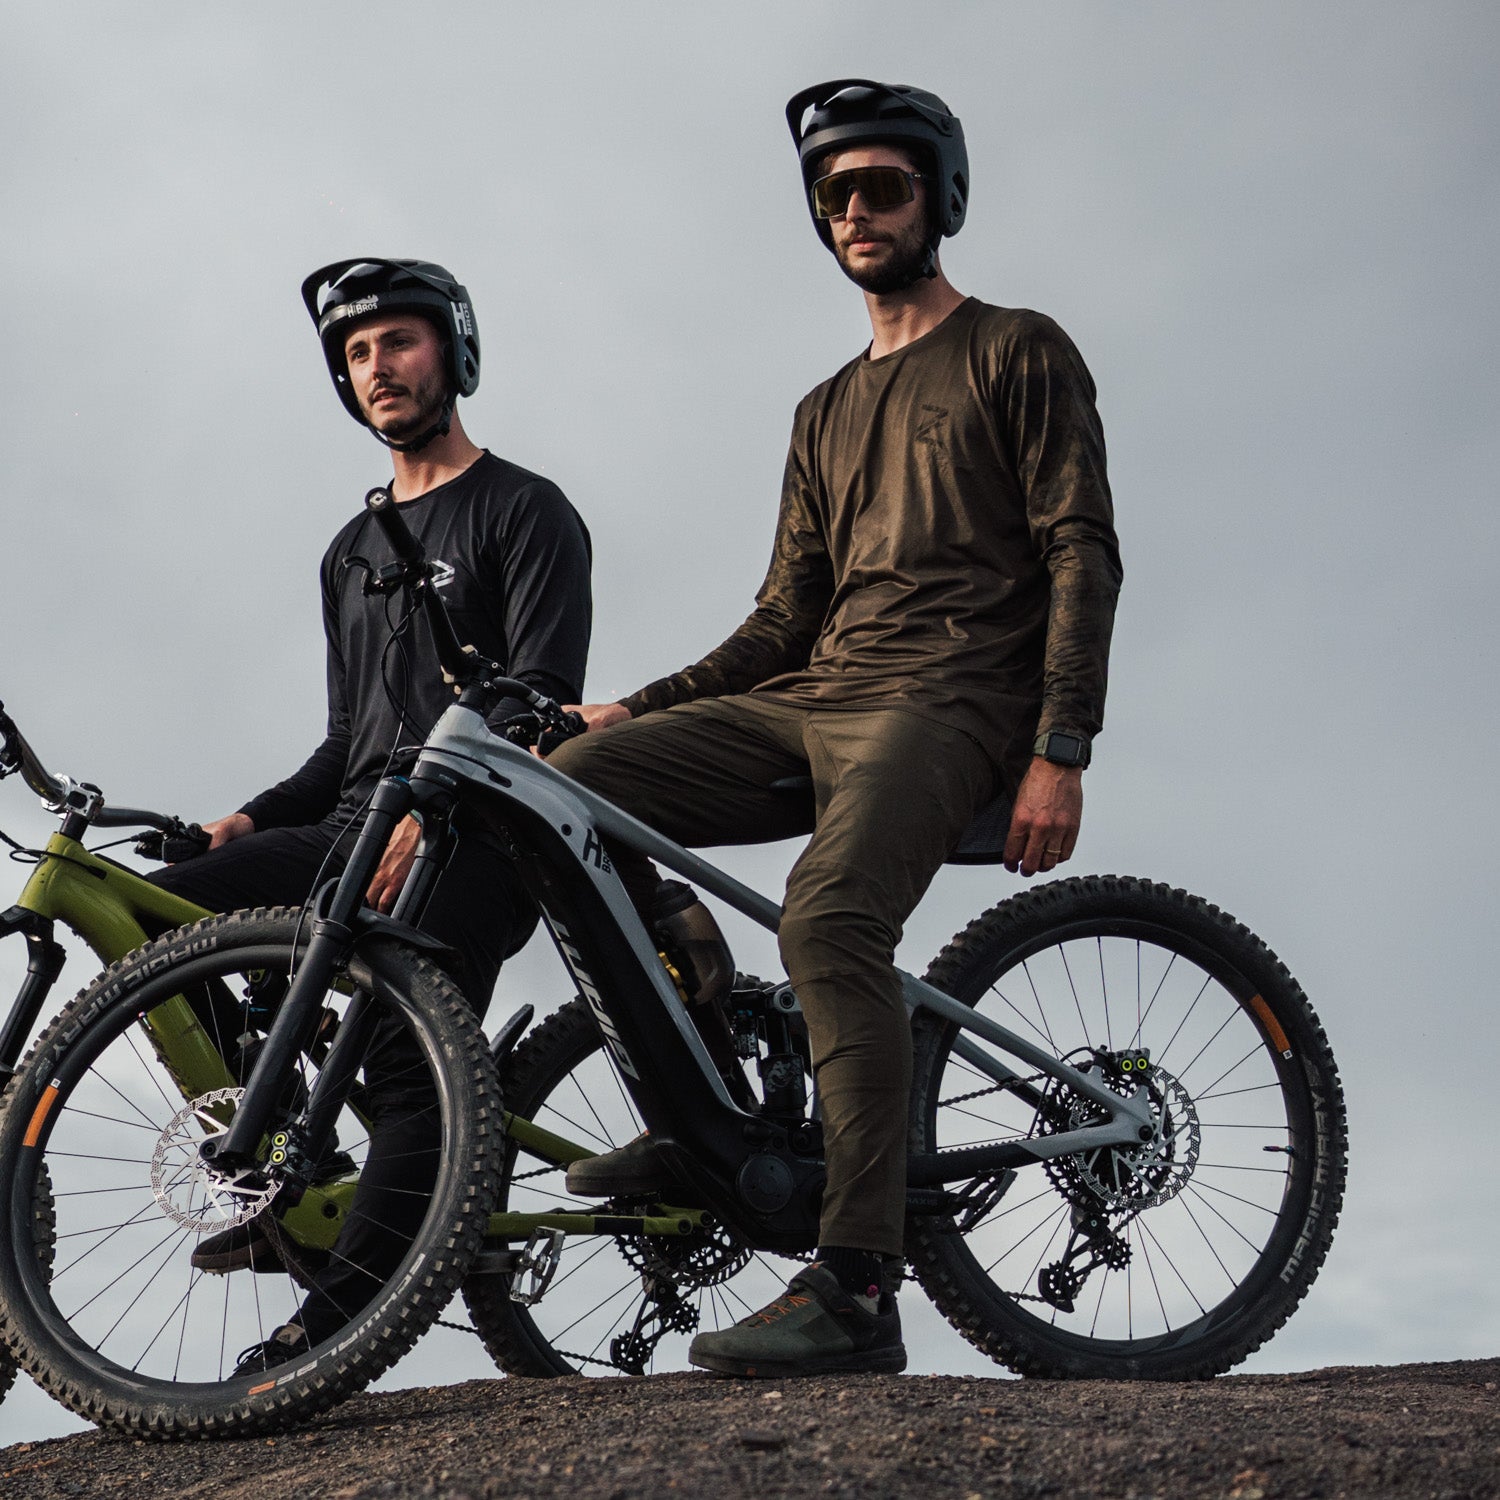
[
  {"xmin": 810, "ymin": 165, "xmax": 923, "ymax": 220},
  {"xmin": 312, "ymin": 262, "xmax": 389, "ymax": 317}
]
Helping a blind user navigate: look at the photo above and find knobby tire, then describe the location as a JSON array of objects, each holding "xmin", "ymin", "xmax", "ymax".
[
  {"xmin": 907, "ymin": 875, "xmax": 1346, "ymax": 1380},
  {"xmin": 0, "ymin": 908, "xmax": 501, "ymax": 1437}
]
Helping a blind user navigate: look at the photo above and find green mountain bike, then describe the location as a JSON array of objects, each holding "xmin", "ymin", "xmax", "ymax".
[
  {"xmin": 0, "ymin": 700, "xmax": 218, "ymax": 1406},
  {"xmin": 0, "ymin": 492, "xmax": 1347, "ymax": 1438}
]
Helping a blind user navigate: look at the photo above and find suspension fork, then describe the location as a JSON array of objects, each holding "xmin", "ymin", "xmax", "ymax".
[
  {"xmin": 0, "ymin": 907, "xmax": 67, "ymax": 1086},
  {"xmin": 205, "ymin": 775, "xmax": 417, "ymax": 1173},
  {"xmin": 290, "ymin": 783, "xmax": 458, "ymax": 1160}
]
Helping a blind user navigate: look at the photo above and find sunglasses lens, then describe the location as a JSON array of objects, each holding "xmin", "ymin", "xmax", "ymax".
[{"xmin": 811, "ymin": 167, "xmax": 914, "ymax": 218}]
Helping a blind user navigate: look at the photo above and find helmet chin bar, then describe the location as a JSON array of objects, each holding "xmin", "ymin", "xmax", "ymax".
[{"xmin": 368, "ymin": 398, "xmax": 455, "ymax": 454}]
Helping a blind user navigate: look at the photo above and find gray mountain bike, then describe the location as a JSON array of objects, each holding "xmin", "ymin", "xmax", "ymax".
[{"xmin": 0, "ymin": 488, "xmax": 1347, "ymax": 1437}]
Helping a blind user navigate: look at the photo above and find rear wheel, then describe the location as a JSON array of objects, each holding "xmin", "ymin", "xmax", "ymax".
[
  {"xmin": 908, "ymin": 876, "xmax": 1345, "ymax": 1380},
  {"xmin": 0, "ymin": 909, "xmax": 501, "ymax": 1436},
  {"xmin": 464, "ymin": 998, "xmax": 803, "ymax": 1376}
]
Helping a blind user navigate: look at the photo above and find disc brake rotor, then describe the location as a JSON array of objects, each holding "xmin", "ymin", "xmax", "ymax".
[
  {"xmin": 1044, "ymin": 1063, "xmax": 1201, "ymax": 1212},
  {"xmin": 149, "ymin": 1086, "xmax": 280, "ymax": 1230}
]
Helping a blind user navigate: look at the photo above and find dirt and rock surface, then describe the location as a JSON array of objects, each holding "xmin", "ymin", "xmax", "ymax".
[{"xmin": 1, "ymin": 1358, "xmax": 1496, "ymax": 1499}]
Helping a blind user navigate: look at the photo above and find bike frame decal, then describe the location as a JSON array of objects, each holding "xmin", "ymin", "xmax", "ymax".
[
  {"xmin": 545, "ymin": 913, "xmax": 639, "ymax": 1079},
  {"xmin": 1249, "ymin": 992, "xmax": 1293, "ymax": 1057},
  {"xmin": 21, "ymin": 1080, "xmax": 60, "ymax": 1148}
]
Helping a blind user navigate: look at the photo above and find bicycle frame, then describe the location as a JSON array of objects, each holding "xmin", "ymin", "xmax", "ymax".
[
  {"xmin": 0, "ymin": 836, "xmax": 217, "ymax": 1090},
  {"xmin": 219, "ymin": 700, "xmax": 1155, "ymax": 1257}
]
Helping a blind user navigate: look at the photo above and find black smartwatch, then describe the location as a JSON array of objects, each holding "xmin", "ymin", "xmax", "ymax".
[{"xmin": 1033, "ymin": 730, "xmax": 1092, "ymax": 768}]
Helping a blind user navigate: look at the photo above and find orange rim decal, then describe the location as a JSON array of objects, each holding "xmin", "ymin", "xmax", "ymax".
[
  {"xmin": 1248, "ymin": 994, "xmax": 1292, "ymax": 1056},
  {"xmin": 22, "ymin": 1085, "xmax": 59, "ymax": 1149}
]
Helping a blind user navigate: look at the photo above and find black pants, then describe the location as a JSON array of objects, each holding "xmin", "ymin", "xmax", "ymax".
[{"xmin": 151, "ymin": 811, "xmax": 534, "ymax": 1342}]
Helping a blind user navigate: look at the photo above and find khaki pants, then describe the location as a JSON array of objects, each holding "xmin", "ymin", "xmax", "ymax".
[{"xmin": 548, "ymin": 694, "xmax": 998, "ymax": 1255}]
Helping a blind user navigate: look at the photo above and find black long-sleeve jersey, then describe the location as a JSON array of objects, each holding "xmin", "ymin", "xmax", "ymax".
[{"xmin": 241, "ymin": 452, "xmax": 592, "ymax": 830}]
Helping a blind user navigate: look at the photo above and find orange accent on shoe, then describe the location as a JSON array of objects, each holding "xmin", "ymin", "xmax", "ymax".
[{"xmin": 748, "ymin": 1293, "xmax": 811, "ymax": 1327}]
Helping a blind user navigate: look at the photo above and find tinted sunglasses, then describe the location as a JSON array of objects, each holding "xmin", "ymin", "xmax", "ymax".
[{"xmin": 810, "ymin": 165, "xmax": 925, "ymax": 220}]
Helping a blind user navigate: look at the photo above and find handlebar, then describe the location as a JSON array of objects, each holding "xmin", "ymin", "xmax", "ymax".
[
  {"xmin": 362, "ymin": 488, "xmax": 582, "ymax": 744},
  {"xmin": 0, "ymin": 697, "xmax": 201, "ymax": 850},
  {"xmin": 0, "ymin": 700, "xmax": 70, "ymax": 807},
  {"xmin": 365, "ymin": 486, "xmax": 481, "ymax": 688}
]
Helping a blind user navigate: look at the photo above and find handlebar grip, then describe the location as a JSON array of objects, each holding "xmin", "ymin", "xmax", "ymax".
[
  {"xmin": 365, "ymin": 486, "xmax": 425, "ymax": 568},
  {"xmin": 93, "ymin": 805, "xmax": 176, "ymax": 831}
]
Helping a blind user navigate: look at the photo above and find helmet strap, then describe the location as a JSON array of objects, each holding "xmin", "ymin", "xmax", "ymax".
[
  {"xmin": 832, "ymin": 232, "xmax": 941, "ymax": 292},
  {"xmin": 367, "ymin": 397, "xmax": 455, "ymax": 454}
]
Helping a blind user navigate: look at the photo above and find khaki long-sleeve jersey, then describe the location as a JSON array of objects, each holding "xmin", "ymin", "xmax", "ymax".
[{"xmin": 623, "ymin": 299, "xmax": 1122, "ymax": 790}]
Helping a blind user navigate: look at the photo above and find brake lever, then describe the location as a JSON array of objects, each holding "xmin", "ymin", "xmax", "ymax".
[
  {"xmin": 537, "ymin": 710, "xmax": 585, "ymax": 758},
  {"xmin": 499, "ymin": 708, "xmax": 584, "ymax": 755},
  {"xmin": 135, "ymin": 821, "xmax": 212, "ymax": 864}
]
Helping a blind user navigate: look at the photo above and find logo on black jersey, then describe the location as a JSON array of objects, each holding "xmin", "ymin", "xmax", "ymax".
[{"xmin": 430, "ymin": 560, "xmax": 455, "ymax": 590}]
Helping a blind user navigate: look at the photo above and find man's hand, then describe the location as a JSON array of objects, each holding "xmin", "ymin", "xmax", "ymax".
[
  {"xmin": 1003, "ymin": 758, "xmax": 1084, "ymax": 877},
  {"xmin": 202, "ymin": 812, "xmax": 254, "ymax": 851},
  {"xmin": 366, "ymin": 814, "xmax": 422, "ymax": 913},
  {"xmin": 568, "ymin": 702, "xmax": 632, "ymax": 733}
]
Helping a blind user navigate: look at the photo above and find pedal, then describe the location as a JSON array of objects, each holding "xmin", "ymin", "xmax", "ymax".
[{"xmin": 508, "ymin": 1226, "xmax": 565, "ymax": 1306}]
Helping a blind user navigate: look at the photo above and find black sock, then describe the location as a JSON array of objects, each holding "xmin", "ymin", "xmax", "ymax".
[{"xmin": 817, "ymin": 1245, "xmax": 886, "ymax": 1302}]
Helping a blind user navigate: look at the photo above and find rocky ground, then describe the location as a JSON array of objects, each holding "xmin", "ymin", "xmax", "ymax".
[{"xmin": 1, "ymin": 1358, "xmax": 1495, "ymax": 1499}]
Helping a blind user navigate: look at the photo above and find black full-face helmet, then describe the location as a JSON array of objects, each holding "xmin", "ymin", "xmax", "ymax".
[
  {"xmin": 784, "ymin": 79, "xmax": 969, "ymax": 279},
  {"xmin": 300, "ymin": 258, "xmax": 480, "ymax": 449}
]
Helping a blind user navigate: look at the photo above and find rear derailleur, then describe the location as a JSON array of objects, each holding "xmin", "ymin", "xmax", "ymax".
[
  {"xmin": 1037, "ymin": 1202, "xmax": 1133, "ymax": 1313},
  {"xmin": 609, "ymin": 1271, "xmax": 700, "ymax": 1375}
]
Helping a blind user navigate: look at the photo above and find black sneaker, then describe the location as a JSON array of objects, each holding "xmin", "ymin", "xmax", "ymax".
[
  {"xmin": 191, "ymin": 1152, "xmax": 353, "ymax": 1273},
  {"xmin": 564, "ymin": 1132, "xmax": 672, "ymax": 1197},
  {"xmin": 191, "ymin": 1218, "xmax": 283, "ymax": 1275},
  {"xmin": 688, "ymin": 1262, "xmax": 906, "ymax": 1377},
  {"xmin": 234, "ymin": 1323, "xmax": 309, "ymax": 1375}
]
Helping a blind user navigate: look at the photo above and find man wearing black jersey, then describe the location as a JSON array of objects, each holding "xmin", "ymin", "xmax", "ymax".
[{"xmin": 153, "ymin": 258, "xmax": 592, "ymax": 1370}]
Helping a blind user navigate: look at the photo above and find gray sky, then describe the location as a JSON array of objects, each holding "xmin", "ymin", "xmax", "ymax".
[{"xmin": 3, "ymin": 1, "xmax": 1497, "ymax": 1443}]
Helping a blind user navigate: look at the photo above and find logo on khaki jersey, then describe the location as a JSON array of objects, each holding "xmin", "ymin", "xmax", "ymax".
[{"xmin": 914, "ymin": 405, "xmax": 949, "ymax": 446}]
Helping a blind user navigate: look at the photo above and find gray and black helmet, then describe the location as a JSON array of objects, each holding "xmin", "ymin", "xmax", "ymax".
[
  {"xmin": 301, "ymin": 258, "xmax": 479, "ymax": 448},
  {"xmin": 784, "ymin": 79, "xmax": 968, "ymax": 276}
]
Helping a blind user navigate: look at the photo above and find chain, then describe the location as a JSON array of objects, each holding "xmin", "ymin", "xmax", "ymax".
[
  {"xmin": 938, "ymin": 1068, "xmax": 1046, "ymax": 1112},
  {"xmin": 429, "ymin": 1314, "xmax": 649, "ymax": 1370}
]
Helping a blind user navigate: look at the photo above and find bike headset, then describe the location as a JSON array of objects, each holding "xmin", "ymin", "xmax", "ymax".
[
  {"xmin": 784, "ymin": 79, "xmax": 969, "ymax": 288},
  {"xmin": 301, "ymin": 258, "xmax": 481, "ymax": 454}
]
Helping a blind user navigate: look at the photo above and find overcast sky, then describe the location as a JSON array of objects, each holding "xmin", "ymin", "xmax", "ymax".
[{"xmin": 3, "ymin": 2, "xmax": 1497, "ymax": 1444}]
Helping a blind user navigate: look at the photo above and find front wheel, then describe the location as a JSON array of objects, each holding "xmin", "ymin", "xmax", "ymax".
[
  {"xmin": 0, "ymin": 908, "xmax": 501, "ymax": 1437},
  {"xmin": 907, "ymin": 875, "xmax": 1346, "ymax": 1380}
]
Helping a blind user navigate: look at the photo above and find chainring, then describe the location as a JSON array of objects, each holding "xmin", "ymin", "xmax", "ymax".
[{"xmin": 618, "ymin": 1214, "xmax": 752, "ymax": 1290}]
